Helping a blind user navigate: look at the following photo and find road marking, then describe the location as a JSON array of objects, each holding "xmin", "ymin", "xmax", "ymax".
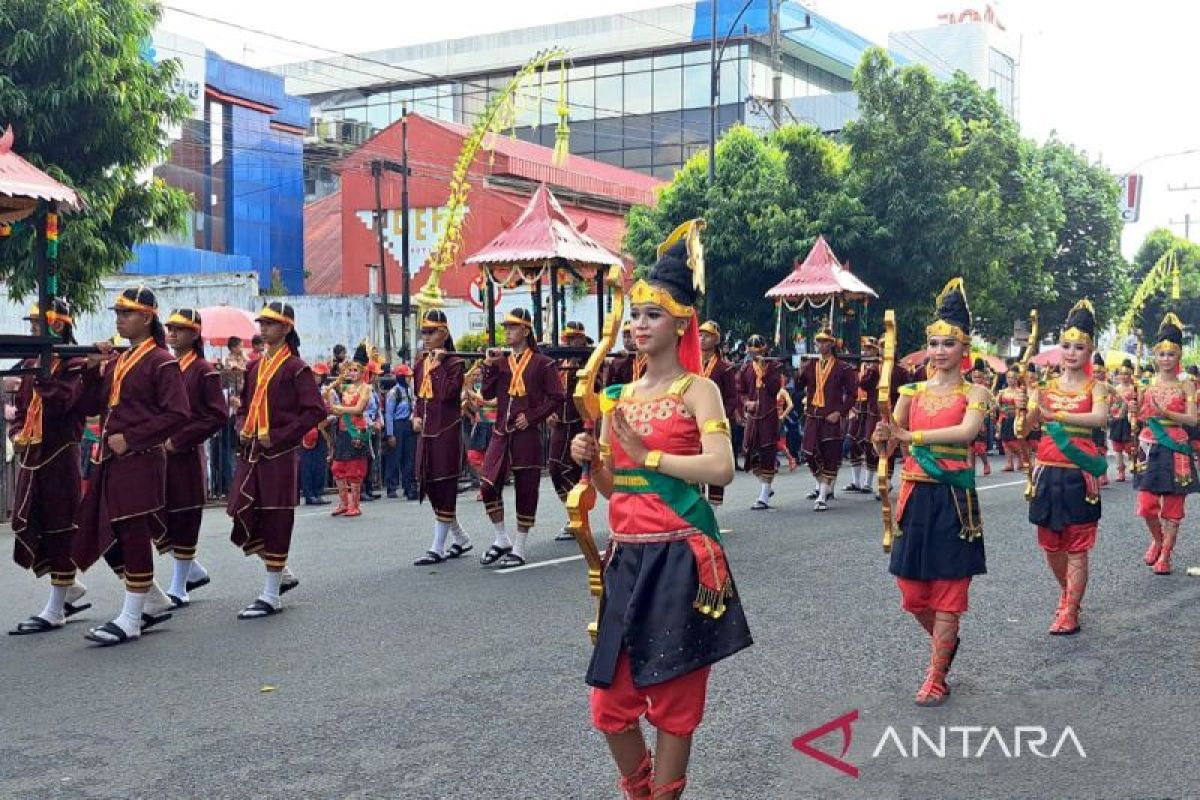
[
  {"xmin": 977, "ymin": 479, "xmax": 1027, "ymax": 492},
  {"xmin": 496, "ymin": 554, "xmax": 585, "ymax": 573}
]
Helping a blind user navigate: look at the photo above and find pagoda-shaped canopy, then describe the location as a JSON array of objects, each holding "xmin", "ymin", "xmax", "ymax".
[
  {"xmin": 0, "ymin": 126, "xmax": 82, "ymax": 224},
  {"xmin": 765, "ymin": 235, "xmax": 876, "ymax": 304}
]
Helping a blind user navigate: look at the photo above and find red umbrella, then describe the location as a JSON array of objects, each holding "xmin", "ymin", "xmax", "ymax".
[
  {"xmin": 1029, "ymin": 346, "xmax": 1061, "ymax": 367},
  {"xmin": 198, "ymin": 306, "xmax": 257, "ymax": 346}
]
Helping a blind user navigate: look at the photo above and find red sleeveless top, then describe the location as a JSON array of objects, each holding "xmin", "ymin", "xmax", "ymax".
[
  {"xmin": 1138, "ymin": 381, "xmax": 1189, "ymax": 445},
  {"xmin": 1036, "ymin": 379, "xmax": 1101, "ymax": 467},
  {"xmin": 899, "ymin": 381, "xmax": 972, "ymax": 483}
]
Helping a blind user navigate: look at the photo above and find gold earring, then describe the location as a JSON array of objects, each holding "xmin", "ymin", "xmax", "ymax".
[{"xmin": 676, "ymin": 328, "xmax": 685, "ymax": 337}]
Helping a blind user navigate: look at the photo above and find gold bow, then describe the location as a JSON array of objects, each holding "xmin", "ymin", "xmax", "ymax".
[{"xmin": 878, "ymin": 310, "xmax": 900, "ymax": 552}]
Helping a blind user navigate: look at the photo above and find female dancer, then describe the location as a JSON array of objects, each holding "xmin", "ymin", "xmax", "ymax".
[
  {"xmin": 1022, "ymin": 301, "xmax": 1109, "ymax": 635},
  {"xmin": 1108, "ymin": 359, "xmax": 1136, "ymax": 481},
  {"xmin": 873, "ymin": 278, "xmax": 989, "ymax": 706},
  {"xmin": 1132, "ymin": 313, "xmax": 1197, "ymax": 574},
  {"xmin": 73, "ymin": 287, "xmax": 189, "ymax": 645},
  {"xmin": 996, "ymin": 369, "xmax": 1023, "ymax": 472},
  {"xmin": 228, "ymin": 302, "xmax": 327, "ymax": 618},
  {"xmin": 968, "ymin": 359, "xmax": 993, "ymax": 476},
  {"xmin": 412, "ymin": 309, "xmax": 472, "ymax": 565},
  {"xmin": 570, "ymin": 221, "xmax": 751, "ymax": 799},
  {"xmin": 161, "ymin": 309, "xmax": 229, "ymax": 607},
  {"xmin": 8, "ymin": 300, "xmax": 90, "ymax": 634},
  {"xmin": 327, "ymin": 349, "xmax": 372, "ymax": 518}
]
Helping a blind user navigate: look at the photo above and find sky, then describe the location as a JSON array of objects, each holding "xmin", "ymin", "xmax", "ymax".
[{"xmin": 161, "ymin": 0, "xmax": 1200, "ymax": 259}]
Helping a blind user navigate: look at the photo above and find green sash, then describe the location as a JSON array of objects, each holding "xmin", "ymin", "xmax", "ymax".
[
  {"xmin": 341, "ymin": 413, "xmax": 369, "ymax": 444},
  {"xmin": 1147, "ymin": 417, "xmax": 1192, "ymax": 455},
  {"xmin": 909, "ymin": 445, "xmax": 976, "ymax": 490},
  {"xmin": 612, "ymin": 468, "xmax": 721, "ymax": 544},
  {"xmin": 1042, "ymin": 421, "xmax": 1109, "ymax": 477}
]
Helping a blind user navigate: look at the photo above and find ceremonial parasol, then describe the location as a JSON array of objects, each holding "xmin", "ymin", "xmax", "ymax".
[
  {"xmin": 197, "ymin": 306, "xmax": 258, "ymax": 346},
  {"xmin": 765, "ymin": 235, "xmax": 877, "ymax": 349}
]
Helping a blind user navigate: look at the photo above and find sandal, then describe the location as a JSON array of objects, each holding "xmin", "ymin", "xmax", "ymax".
[
  {"xmin": 63, "ymin": 601, "xmax": 92, "ymax": 618},
  {"xmin": 280, "ymin": 576, "xmax": 300, "ymax": 595},
  {"xmin": 85, "ymin": 621, "xmax": 135, "ymax": 646},
  {"xmin": 813, "ymin": 500, "xmax": 828, "ymax": 512},
  {"xmin": 479, "ymin": 544, "xmax": 512, "ymax": 566},
  {"xmin": 141, "ymin": 612, "xmax": 173, "ymax": 631},
  {"xmin": 185, "ymin": 576, "xmax": 210, "ymax": 593},
  {"xmin": 496, "ymin": 553, "xmax": 527, "ymax": 569},
  {"xmin": 444, "ymin": 542, "xmax": 474, "ymax": 559},
  {"xmin": 237, "ymin": 599, "xmax": 280, "ymax": 620},
  {"xmin": 751, "ymin": 500, "xmax": 771, "ymax": 510},
  {"xmin": 8, "ymin": 615, "xmax": 63, "ymax": 636},
  {"xmin": 413, "ymin": 550, "xmax": 445, "ymax": 566},
  {"xmin": 168, "ymin": 594, "xmax": 189, "ymax": 609}
]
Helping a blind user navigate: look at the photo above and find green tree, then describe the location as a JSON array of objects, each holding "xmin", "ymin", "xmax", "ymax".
[
  {"xmin": 0, "ymin": 0, "xmax": 191, "ymax": 307},
  {"xmin": 1131, "ymin": 228, "xmax": 1200, "ymax": 338}
]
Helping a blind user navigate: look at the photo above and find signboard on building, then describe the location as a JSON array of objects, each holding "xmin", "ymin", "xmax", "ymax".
[
  {"xmin": 355, "ymin": 206, "xmax": 465, "ymax": 273},
  {"xmin": 1118, "ymin": 174, "xmax": 1143, "ymax": 223},
  {"xmin": 938, "ymin": 5, "xmax": 1006, "ymax": 30},
  {"xmin": 149, "ymin": 31, "xmax": 206, "ymax": 123}
]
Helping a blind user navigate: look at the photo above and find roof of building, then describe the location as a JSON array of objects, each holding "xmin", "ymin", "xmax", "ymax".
[
  {"xmin": 303, "ymin": 190, "xmax": 343, "ymax": 293},
  {"xmin": 0, "ymin": 126, "xmax": 83, "ymax": 214},
  {"xmin": 765, "ymin": 235, "xmax": 877, "ymax": 300}
]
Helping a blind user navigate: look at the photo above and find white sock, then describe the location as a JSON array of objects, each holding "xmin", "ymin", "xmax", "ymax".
[
  {"xmin": 492, "ymin": 521, "xmax": 512, "ymax": 549},
  {"xmin": 260, "ymin": 570, "xmax": 283, "ymax": 607},
  {"xmin": 65, "ymin": 580, "xmax": 87, "ymax": 606},
  {"xmin": 512, "ymin": 530, "xmax": 530, "ymax": 559},
  {"xmin": 113, "ymin": 591, "xmax": 147, "ymax": 638},
  {"xmin": 282, "ymin": 565, "xmax": 297, "ymax": 583},
  {"xmin": 817, "ymin": 482, "xmax": 829, "ymax": 503},
  {"xmin": 849, "ymin": 464, "xmax": 860, "ymax": 487},
  {"xmin": 758, "ymin": 481, "xmax": 772, "ymax": 504},
  {"xmin": 187, "ymin": 560, "xmax": 209, "ymax": 583},
  {"xmin": 145, "ymin": 582, "xmax": 172, "ymax": 616},
  {"xmin": 429, "ymin": 521, "xmax": 450, "ymax": 555},
  {"xmin": 168, "ymin": 559, "xmax": 192, "ymax": 601},
  {"xmin": 450, "ymin": 520, "xmax": 471, "ymax": 546},
  {"xmin": 866, "ymin": 469, "xmax": 875, "ymax": 490},
  {"xmin": 40, "ymin": 584, "xmax": 69, "ymax": 623}
]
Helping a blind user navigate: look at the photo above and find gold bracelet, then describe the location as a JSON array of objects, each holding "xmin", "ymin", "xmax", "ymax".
[
  {"xmin": 912, "ymin": 430, "xmax": 924, "ymax": 446},
  {"xmin": 1054, "ymin": 410, "xmax": 1066, "ymax": 422},
  {"xmin": 644, "ymin": 450, "xmax": 664, "ymax": 471},
  {"xmin": 701, "ymin": 418, "xmax": 731, "ymax": 437},
  {"xmin": 598, "ymin": 442, "xmax": 612, "ymax": 459}
]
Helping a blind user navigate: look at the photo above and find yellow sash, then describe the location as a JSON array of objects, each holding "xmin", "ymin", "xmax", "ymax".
[
  {"xmin": 508, "ymin": 349, "xmax": 534, "ymax": 397},
  {"xmin": 241, "ymin": 346, "xmax": 291, "ymax": 437},
  {"xmin": 108, "ymin": 339, "xmax": 157, "ymax": 409}
]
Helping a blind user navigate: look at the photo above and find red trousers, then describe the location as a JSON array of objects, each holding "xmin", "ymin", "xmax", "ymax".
[
  {"xmin": 591, "ymin": 652, "xmax": 711, "ymax": 737},
  {"xmin": 1037, "ymin": 523, "xmax": 1097, "ymax": 553},
  {"xmin": 896, "ymin": 576, "xmax": 971, "ymax": 614},
  {"xmin": 1137, "ymin": 491, "xmax": 1185, "ymax": 521}
]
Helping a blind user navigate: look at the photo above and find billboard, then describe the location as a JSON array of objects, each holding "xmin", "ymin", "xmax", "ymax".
[{"xmin": 1118, "ymin": 174, "xmax": 1143, "ymax": 223}]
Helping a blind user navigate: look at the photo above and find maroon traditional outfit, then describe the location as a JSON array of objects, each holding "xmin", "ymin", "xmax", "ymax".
[
  {"xmin": 415, "ymin": 352, "xmax": 466, "ymax": 525},
  {"xmin": 606, "ymin": 350, "xmax": 644, "ymax": 387},
  {"xmin": 227, "ymin": 345, "xmax": 327, "ymax": 571},
  {"xmin": 846, "ymin": 358, "xmax": 880, "ymax": 491},
  {"xmin": 161, "ymin": 351, "xmax": 228, "ymax": 568},
  {"xmin": 548, "ymin": 357, "xmax": 585, "ymax": 502},
  {"xmin": 701, "ymin": 351, "xmax": 738, "ymax": 506},
  {"xmin": 10, "ymin": 356, "xmax": 87, "ymax": 592},
  {"xmin": 737, "ymin": 358, "xmax": 784, "ymax": 479},
  {"xmin": 796, "ymin": 355, "xmax": 858, "ymax": 496},
  {"xmin": 73, "ymin": 339, "xmax": 190, "ymax": 592},
  {"xmin": 479, "ymin": 346, "xmax": 565, "ymax": 564}
]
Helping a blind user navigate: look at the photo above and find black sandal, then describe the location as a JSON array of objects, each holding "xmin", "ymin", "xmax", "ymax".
[
  {"xmin": 63, "ymin": 601, "xmax": 92, "ymax": 618},
  {"xmin": 8, "ymin": 615, "xmax": 62, "ymax": 636},
  {"xmin": 168, "ymin": 594, "xmax": 189, "ymax": 609},
  {"xmin": 141, "ymin": 611, "xmax": 173, "ymax": 631},
  {"xmin": 185, "ymin": 576, "xmax": 210, "ymax": 593},
  {"xmin": 444, "ymin": 542, "xmax": 474, "ymax": 559},
  {"xmin": 413, "ymin": 550, "xmax": 445, "ymax": 566},
  {"xmin": 237, "ymin": 599, "xmax": 280, "ymax": 620},
  {"xmin": 751, "ymin": 500, "xmax": 771, "ymax": 510},
  {"xmin": 479, "ymin": 545, "xmax": 512, "ymax": 566},
  {"xmin": 496, "ymin": 553, "xmax": 527, "ymax": 569},
  {"xmin": 85, "ymin": 621, "xmax": 133, "ymax": 646},
  {"xmin": 280, "ymin": 576, "xmax": 300, "ymax": 595}
]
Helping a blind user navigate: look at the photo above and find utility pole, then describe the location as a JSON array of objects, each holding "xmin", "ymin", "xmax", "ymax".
[
  {"xmin": 371, "ymin": 160, "xmax": 394, "ymax": 363},
  {"xmin": 1168, "ymin": 183, "xmax": 1200, "ymax": 243},
  {"xmin": 400, "ymin": 109, "xmax": 412, "ymax": 363},
  {"xmin": 770, "ymin": 0, "xmax": 782, "ymax": 127},
  {"xmin": 371, "ymin": 133, "xmax": 412, "ymax": 363}
]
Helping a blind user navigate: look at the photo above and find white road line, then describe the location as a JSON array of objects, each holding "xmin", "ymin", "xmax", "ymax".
[
  {"xmin": 496, "ymin": 554, "xmax": 585, "ymax": 574},
  {"xmin": 977, "ymin": 479, "xmax": 1027, "ymax": 492}
]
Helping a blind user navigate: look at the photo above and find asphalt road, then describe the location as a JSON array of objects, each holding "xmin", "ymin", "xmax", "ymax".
[{"xmin": 2, "ymin": 460, "xmax": 1200, "ymax": 799}]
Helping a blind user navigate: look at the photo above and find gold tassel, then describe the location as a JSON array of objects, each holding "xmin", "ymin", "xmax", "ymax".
[
  {"xmin": 1172, "ymin": 251, "xmax": 1181, "ymax": 300},
  {"xmin": 552, "ymin": 59, "xmax": 570, "ymax": 167},
  {"xmin": 692, "ymin": 582, "xmax": 732, "ymax": 620}
]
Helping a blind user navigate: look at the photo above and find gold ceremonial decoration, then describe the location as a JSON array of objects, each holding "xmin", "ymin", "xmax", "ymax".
[
  {"xmin": 701, "ymin": 418, "xmax": 731, "ymax": 437},
  {"xmin": 1014, "ymin": 308, "xmax": 1039, "ymax": 500},
  {"xmin": 925, "ymin": 278, "xmax": 971, "ymax": 344},
  {"xmin": 256, "ymin": 306, "xmax": 293, "ymax": 325},
  {"xmin": 565, "ymin": 263, "xmax": 625, "ymax": 643},
  {"xmin": 877, "ymin": 310, "xmax": 900, "ymax": 553},
  {"xmin": 644, "ymin": 450, "xmax": 665, "ymax": 472},
  {"xmin": 655, "ymin": 219, "xmax": 706, "ymax": 295},
  {"xmin": 629, "ymin": 279, "xmax": 694, "ymax": 319}
]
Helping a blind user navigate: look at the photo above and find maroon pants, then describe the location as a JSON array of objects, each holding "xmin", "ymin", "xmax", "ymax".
[
  {"xmin": 548, "ymin": 423, "xmax": 583, "ymax": 502},
  {"xmin": 425, "ymin": 477, "xmax": 458, "ymax": 523},
  {"xmin": 160, "ymin": 508, "xmax": 203, "ymax": 561},
  {"xmin": 101, "ymin": 513, "xmax": 161, "ymax": 591},
  {"xmin": 706, "ymin": 485, "xmax": 725, "ymax": 506},
  {"xmin": 231, "ymin": 509, "xmax": 295, "ymax": 570},
  {"xmin": 481, "ymin": 462, "xmax": 541, "ymax": 530}
]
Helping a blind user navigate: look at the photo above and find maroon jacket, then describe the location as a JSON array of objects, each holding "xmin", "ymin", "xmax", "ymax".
[
  {"xmin": 482, "ymin": 348, "xmax": 564, "ymax": 469},
  {"xmin": 73, "ymin": 343, "xmax": 190, "ymax": 570},
  {"xmin": 737, "ymin": 358, "xmax": 784, "ymax": 453},
  {"xmin": 166, "ymin": 353, "xmax": 229, "ymax": 512},
  {"xmin": 702, "ymin": 353, "xmax": 739, "ymax": 421},
  {"xmin": 414, "ymin": 353, "xmax": 465, "ymax": 488}
]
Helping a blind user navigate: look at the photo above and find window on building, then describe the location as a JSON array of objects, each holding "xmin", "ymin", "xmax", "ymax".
[
  {"xmin": 624, "ymin": 70, "xmax": 652, "ymax": 116},
  {"xmin": 682, "ymin": 63, "xmax": 709, "ymax": 109},
  {"xmin": 206, "ymin": 99, "xmax": 226, "ymax": 253},
  {"xmin": 988, "ymin": 48, "xmax": 1015, "ymax": 116},
  {"xmin": 653, "ymin": 66, "xmax": 682, "ymax": 113},
  {"xmin": 595, "ymin": 75, "xmax": 622, "ymax": 118}
]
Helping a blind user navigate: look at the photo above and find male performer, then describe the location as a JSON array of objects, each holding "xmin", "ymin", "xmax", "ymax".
[
  {"xmin": 550, "ymin": 320, "xmax": 590, "ymax": 540},
  {"xmin": 8, "ymin": 300, "xmax": 90, "ymax": 634},
  {"xmin": 478, "ymin": 308, "xmax": 565, "ymax": 568},
  {"xmin": 700, "ymin": 320, "xmax": 739, "ymax": 506},
  {"xmin": 845, "ymin": 336, "xmax": 881, "ymax": 493},
  {"xmin": 606, "ymin": 321, "xmax": 644, "ymax": 386},
  {"xmin": 796, "ymin": 328, "xmax": 858, "ymax": 511},
  {"xmin": 73, "ymin": 287, "xmax": 190, "ymax": 645},
  {"xmin": 160, "ymin": 309, "xmax": 229, "ymax": 607},
  {"xmin": 738, "ymin": 334, "xmax": 785, "ymax": 509}
]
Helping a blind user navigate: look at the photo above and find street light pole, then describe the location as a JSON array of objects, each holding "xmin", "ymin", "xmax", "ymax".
[{"xmin": 708, "ymin": 0, "xmax": 759, "ymax": 184}]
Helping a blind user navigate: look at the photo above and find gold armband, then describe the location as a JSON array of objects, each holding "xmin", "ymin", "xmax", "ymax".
[
  {"xmin": 644, "ymin": 450, "xmax": 664, "ymax": 472},
  {"xmin": 701, "ymin": 418, "xmax": 731, "ymax": 437},
  {"xmin": 1054, "ymin": 410, "xmax": 1066, "ymax": 422},
  {"xmin": 1026, "ymin": 401, "xmax": 1039, "ymax": 412},
  {"xmin": 598, "ymin": 442, "xmax": 612, "ymax": 460},
  {"xmin": 967, "ymin": 402, "xmax": 989, "ymax": 412},
  {"xmin": 912, "ymin": 430, "xmax": 925, "ymax": 446}
]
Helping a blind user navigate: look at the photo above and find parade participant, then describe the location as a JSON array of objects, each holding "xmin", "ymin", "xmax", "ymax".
[
  {"xmin": 73, "ymin": 287, "xmax": 190, "ymax": 646},
  {"xmin": 550, "ymin": 320, "xmax": 591, "ymax": 540},
  {"xmin": 873, "ymin": 278, "xmax": 989, "ymax": 706},
  {"xmin": 606, "ymin": 322, "xmax": 640, "ymax": 386},
  {"xmin": 796, "ymin": 329, "xmax": 858, "ymax": 511},
  {"xmin": 228, "ymin": 302, "xmax": 327, "ymax": 618},
  {"xmin": 738, "ymin": 335, "xmax": 784, "ymax": 510},
  {"xmin": 997, "ymin": 368, "xmax": 1024, "ymax": 471},
  {"xmin": 160, "ymin": 309, "xmax": 229, "ymax": 607},
  {"xmin": 569, "ymin": 220, "xmax": 751, "ymax": 800},
  {"xmin": 1109, "ymin": 359, "xmax": 1136, "ymax": 481},
  {"xmin": 8, "ymin": 300, "xmax": 90, "ymax": 635},
  {"xmin": 326, "ymin": 346, "xmax": 372, "ymax": 518},
  {"xmin": 699, "ymin": 320, "xmax": 738, "ymax": 506},
  {"xmin": 846, "ymin": 337, "xmax": 881, "ymax": 493},
  {"xmin": 968, "ymin": 359, "xmax": 994, "ymax": 477},
  {"xmin": 384, "ymin": 364, "xmax": 418, "ymax": 500},
  {"xmin": 300, "ymin": 362, "xmax": 333, "ymax": 505},
  {"xmin": 1091, "ymin": 356, "xmax": 1111, "ymax": 486},
  {"xmin": 1132, "ymin": 313, "xmax": 1198, "ymax": 575},
  {"xmin": 412, "ymin": 310, "xmax": 473, "ymax": 566},
  {"xmin": 462, "ymin": 360, "xmax": 494, "ymax": 499},
  {"xmin": 479, "ymin": 308, "xmax": 566, "ymax": 568},
  {"xmin": 1022, "ymin": 301, "xmax": 1109, "ymax": 635}
]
